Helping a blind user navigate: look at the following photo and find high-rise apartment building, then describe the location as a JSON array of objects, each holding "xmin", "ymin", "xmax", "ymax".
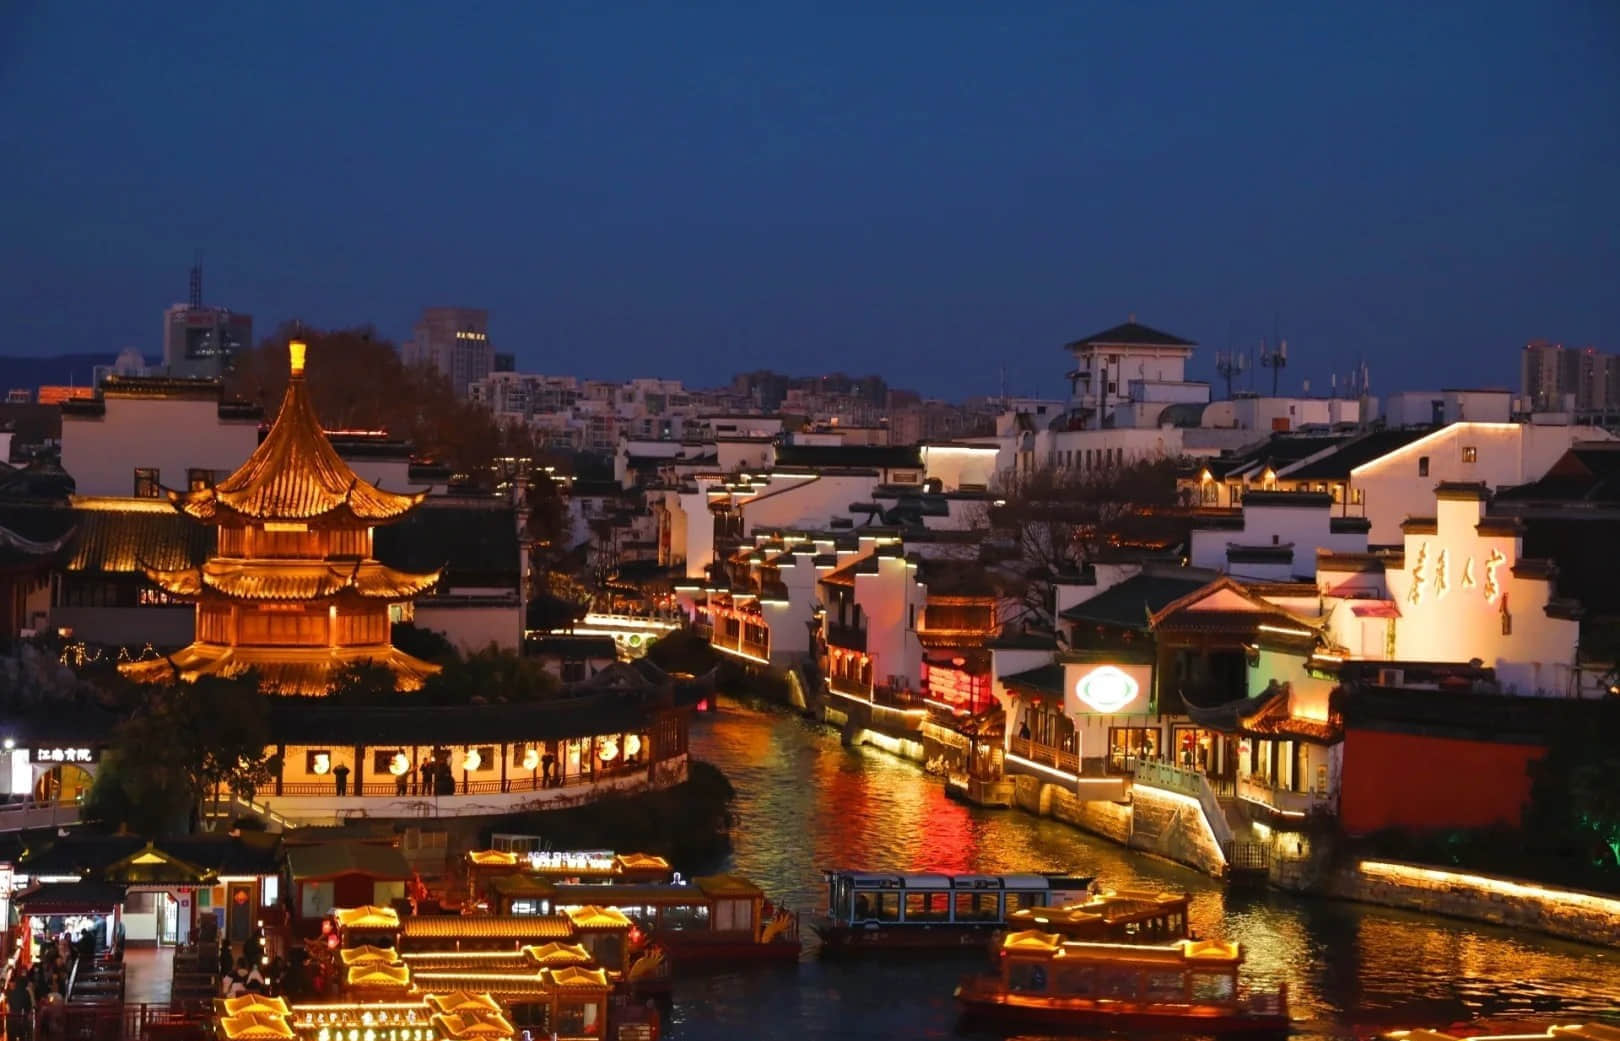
[
  {"xmin": 404, "ymin": 307, "xmax": 493, "ymax": 397},
  {"xmin": 162, "ymin": 263, "xmax": 252, "ymax": 380},
  {"xmin": 1521, "ymin": 339, "xmax": 1615, "ymax": 415}
]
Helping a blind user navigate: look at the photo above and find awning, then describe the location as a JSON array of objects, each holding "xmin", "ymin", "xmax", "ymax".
[
  {"xmin": 15, "ymin": 881, "xmax": 128, "ymax": 915},
  {"xmin": 1350, "ymin": 601, "xmax": 1402, "ymax": 619}
]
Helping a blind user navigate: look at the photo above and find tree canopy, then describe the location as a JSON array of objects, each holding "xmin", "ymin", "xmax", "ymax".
[
  {"xmin": 228, "ymin": 325, "xmax": 555, "ymax": 479},
  {"xmin": 85, "ymin": 673, "xmax": 275, "ymax": 833}
]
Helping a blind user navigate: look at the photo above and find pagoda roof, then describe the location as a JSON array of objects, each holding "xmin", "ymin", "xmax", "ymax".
[
  {"xmin": 144, "ymin": 559, "xmax": 442, "ymax": 603},
  {"xmin": 120, "ymin": 641, "xmax": 440, "ymax": 696},
  {"xmin": 167, "ymin": 342, "xmax": 427, "ymax": 525}
]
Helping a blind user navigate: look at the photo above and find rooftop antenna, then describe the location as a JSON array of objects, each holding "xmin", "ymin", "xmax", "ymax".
[
  {"xmin": 1214, "ymin": 351, "xmax": 1246, "ymax": 400},
  {"xmin": 1260, "ymin": 338, "xmax": 1288, "ymax": 396},
  {"xmin": 189, "ymin": 251, "xmax": 203, "ymax": 308}
]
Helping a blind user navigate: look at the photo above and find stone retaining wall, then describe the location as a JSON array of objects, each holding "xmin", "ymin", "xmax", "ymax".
[
  {"xmin": 1009, "ymin": 776, "xmax": 1224, "ymax": 878},
  {"xmin": 1322, "ymin": 859, "xmax": 1620, "ymax": 948}
]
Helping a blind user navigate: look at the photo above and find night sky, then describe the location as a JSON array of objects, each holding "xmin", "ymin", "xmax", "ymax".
[{"xmin": 2, "ymin": 1, "xmax": 1616, "ymax": 399}]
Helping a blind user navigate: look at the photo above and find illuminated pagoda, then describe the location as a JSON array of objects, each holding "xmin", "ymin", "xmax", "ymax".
[{"xmin": 122, "ymin": 341, "xmax": 441, "ymax": 695}]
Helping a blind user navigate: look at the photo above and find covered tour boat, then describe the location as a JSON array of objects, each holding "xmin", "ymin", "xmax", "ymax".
[
  {"xmin": 813, "ymin": 870, "xmax": 1094, "ymax": 954},
  {"xmin": 1003, "ymin": 887, "xmax": 1191, "ymax": 944},
  {"xmin": 486, "ymin": 873, "xmax": 800, "ymax": 967},
  {"xmin": 955, "ymin": 930, "xmax": 1290, "ymax": 1035}
]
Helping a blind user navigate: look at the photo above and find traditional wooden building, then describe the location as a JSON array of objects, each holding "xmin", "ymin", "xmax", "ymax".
[{"xmin": 121, "ymin": 342, "xmax": 442, "ymax": 695}]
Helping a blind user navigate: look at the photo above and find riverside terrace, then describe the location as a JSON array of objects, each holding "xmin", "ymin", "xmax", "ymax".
[{"xmin": 0, "ymin": 663, "xmax": 690, "ymax": 831}]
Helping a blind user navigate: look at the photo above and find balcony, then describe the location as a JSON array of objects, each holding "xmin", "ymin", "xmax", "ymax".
[
  {"xmin": 825, "ymin": 623, "xmax": 867, "ymax": 652},
  {"xmin": 1008, "ymin": 735, "xmax": 1080, "ymax": 776}
]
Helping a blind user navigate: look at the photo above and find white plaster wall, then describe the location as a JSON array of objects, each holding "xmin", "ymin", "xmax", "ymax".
[
  {"xmin": 1190, "ymin": 503, "xmax": 1368, "ymax": 577},
  {"xmin": 855, "ymin": 555, "xmax": 924, "ymax": 690},
  {"xmin": 62, "ymin": 399, "xmax": 260, "ymax": 497},
  {"xmin": 1353, "ymin": 423, "xmax": 1611, "ymax": 545},
  {"xmin": 415, "ymin": 602, "xmax": 521, "ymax": 652},
  {"xmin": 741, "ymin": 474, "xmax": 881, "ymax": 531},
  {"xmin": 921, "ymin": 445, "xmax": 1000, "ymax": 490},
  {"xmin": 1384, "ymin": 501, "xmax": 1580, "ymax": 695}
]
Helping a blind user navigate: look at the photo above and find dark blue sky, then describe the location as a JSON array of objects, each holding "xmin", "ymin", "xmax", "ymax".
[{"xmin": 2, "ymin": 2, "xmax": 1616, "ymax": 400}]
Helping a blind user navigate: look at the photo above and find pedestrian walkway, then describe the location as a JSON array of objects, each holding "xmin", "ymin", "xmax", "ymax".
[{"xmin": 120, "ymin": 949, "xmax": 172, "ymax": 1006}]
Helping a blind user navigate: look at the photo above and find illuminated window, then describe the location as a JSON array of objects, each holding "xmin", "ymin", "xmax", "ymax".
[
  {"xmin": 1462, "ymin": 446, "xmax": 1478, "ymax": 463},
  {"xmin": 133, "ymin": 467, "xmax": 160, "ymax": 498},
  {"xmin": 187, "ymin": 467, "xmax": 213, "ymax": 491},
  {"xmin": 1417, "ymin": 456, "xmax": 1430, "ymax": 477},
  {"xmin": 1352, "ymin": 487, "xmax": 1365, "ymax": 505}
]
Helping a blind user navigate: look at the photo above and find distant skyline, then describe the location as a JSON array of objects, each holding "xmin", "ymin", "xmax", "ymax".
[{"xmin": 2, "ymin": 2, "xmax": 1616, "ymax": 400}]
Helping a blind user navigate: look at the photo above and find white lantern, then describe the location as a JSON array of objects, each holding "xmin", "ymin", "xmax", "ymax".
[
  {"xmin": 312, "ymin": 752, "xmax": 331, "ymax": 776},
  {"xmin": 463, "ymin": 748, "xmax": 482, "ymax": 772},
  {"xmin": 624, "ymin": 734, "xmax": 642, "ymax": 758},
  {"xmin": 521, "ymin": 747, "xmax": 540, "ymax": 771},
  {"xmin": 388, "ymin": 753, "xmax": 409, "ymax": 777}
]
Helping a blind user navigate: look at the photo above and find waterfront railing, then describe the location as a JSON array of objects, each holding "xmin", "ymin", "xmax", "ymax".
[{"xmin": 1131, "ymin": 759, "xmax": 1236, "ymax": 851}]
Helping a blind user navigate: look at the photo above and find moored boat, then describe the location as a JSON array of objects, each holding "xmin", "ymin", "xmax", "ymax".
[
  {"xmin": 486, "ymin": 873, "xmax": 801, "ymax": 971},
  {"xmin": 812, "ymin": 870, "xmax": 1094, "ymax": 955},
  {"xmin": 1003, "ymin": 886, "xmax": 1191, "ymax": 944},
  {"xmin": 955, "ymin": 930, "xmax": 1290, "ymax": 1035}
]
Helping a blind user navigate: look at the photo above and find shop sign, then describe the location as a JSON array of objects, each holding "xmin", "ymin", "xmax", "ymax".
[
  {"xmin": 526, "ymin": 850, "xmax": 615, "ymax": 873},
  {"xmin": 1073, "ymin": 666, "xmax": 1141, "ymax": 714},
  {"xmin": 32, "ymin": 747, "xmax": 99, "ymax": 764}
]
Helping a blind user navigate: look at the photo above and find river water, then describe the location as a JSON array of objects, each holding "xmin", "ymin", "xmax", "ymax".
[{"xmin": 661, "ymin": 695, "xmax": 1620, "ymax": 1040}]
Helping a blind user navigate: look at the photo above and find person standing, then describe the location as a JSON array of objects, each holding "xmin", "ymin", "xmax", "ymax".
[
  {"xmin": 332, "ymin": 762, "xmax": 349, "ymax": 796},
  {"xmin": 6, "ymin": 971, "xmax": 33, "ymax": 1041}
]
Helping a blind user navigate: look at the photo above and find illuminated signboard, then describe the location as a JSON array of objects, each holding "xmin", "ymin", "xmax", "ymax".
[
  {"xmin": 526, "ymin": 850, "xmax": 616, "ymax": 873},
  {"xmin": 1074, "ymin": 666, "xmax": 1141, "ymax": 713},
  {"xmin": 32, "ymin": 747, "xmax": 99, "ymax": 764}
]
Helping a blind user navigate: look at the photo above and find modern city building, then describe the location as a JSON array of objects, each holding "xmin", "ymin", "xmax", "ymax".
[
  {"xmin": 161, "ymin": 263, "xmax": 253, "ymax": 380},
  {"xmin": 404, "ymin": 307, "xmax": 493, "ymax": 397}
]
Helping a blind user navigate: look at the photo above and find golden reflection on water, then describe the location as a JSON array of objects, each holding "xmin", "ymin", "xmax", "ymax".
[{"xmin": 680, "ymin": 696, "xmax": 1620, "ymax": 1040}]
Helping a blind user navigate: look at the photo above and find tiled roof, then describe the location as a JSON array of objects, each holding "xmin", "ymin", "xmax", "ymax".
[
  {"xmin": 121, "ymin": 642, "xmax": 440, "ymax": 696},
  {"xmin": 1064, "ymin": 321, "xmax": 1195, "ymax": 349},
  {"xmin": 402, "ymin": 915, "xmax": 575, "ymax": 941},
  {"xmin": 170, "ymin": 347, "xmax": 426, "ymax": 525},
  {"xmin": 258, "ymin": 691, "xmax": 665, "ymax": 745},
  {"xmin": 64, "ymin": 497, "xmax": 211, "ymax": 574},
  {"xmin": 375, "ymin": 501, "xmax": 519, "ymax": 586},
  {"xmin": 1000, "ymin": 664, "xmax": 1065, "ymax": 698},
  {"xmin": 773, "ymin": 444, "xmax": 922, "ymax": 470},
  {"xmin": 145, "ymin": 560, "xmax": 440, "ymax": 602},
  {"xmin": 1280, "ymin": 429, "xmax": 1428, "ymax": 481},
  {"xmin": 287, "ymin": 844, "xmax": 411, "ymax": 882},
  {"xmin": 525, "ymin": 635, "xmax": 618, "ymax": 659},
  {"xmin": 1059, "ymin": 574, "xmax": 1209, "ymax": 629}
]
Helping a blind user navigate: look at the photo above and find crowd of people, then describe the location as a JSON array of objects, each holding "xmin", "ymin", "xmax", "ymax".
[{"xmin": 2, "ymin": 923, "xmax": 118, "ymax": 1041}]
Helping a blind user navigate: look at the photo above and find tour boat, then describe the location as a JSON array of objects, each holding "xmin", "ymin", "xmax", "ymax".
[
  {"xmin": 812, "ymin": 870, "xmax": 1094, "ymax": 954},
  {"xmin": 1003, "ymin": 886, "xmax": 1191, "ymax": 944},
  {"xmin": 487, "ymin": 872, "xmax": 801, "ymax": 968},
  {"xmin": 955, "ymin": 930, "xmax": 1291, "ymax": 1035}
]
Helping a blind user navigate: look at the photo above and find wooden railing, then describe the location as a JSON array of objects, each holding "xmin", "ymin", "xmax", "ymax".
[
  {"xmin": 1238, "ymin": 774, "xmax": 1334, "ymax": 816},
  {"xmin": 1008, "ymin": 735, "xmax": 1080, "ymax": 775}
]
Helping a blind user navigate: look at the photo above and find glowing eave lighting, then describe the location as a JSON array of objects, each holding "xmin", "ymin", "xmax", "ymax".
[
  {"xmin": 923, "ymin": 698, "xmax": 969, "ymax": 716},
  {"xmin": 1349, "ymin": 422, "xmax": 1521, "ymax": 477},
  {"xmin": 1257, "ymin": 623, "xmax": 1313, "ymax": 639}
]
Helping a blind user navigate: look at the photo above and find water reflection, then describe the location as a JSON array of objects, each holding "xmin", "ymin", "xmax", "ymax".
[{"xmin": 667, "ymin": 696, "xmax": 1620, "ymax": 1040}]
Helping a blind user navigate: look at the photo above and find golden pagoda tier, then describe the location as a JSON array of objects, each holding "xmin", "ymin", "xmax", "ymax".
[{"xmin": 121, "ymin": 341, "xmax": 442, "ymax": 696}]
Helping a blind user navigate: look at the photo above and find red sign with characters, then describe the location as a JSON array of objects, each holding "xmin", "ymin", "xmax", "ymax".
[{"xmin": 921, "ymin": 662, "xmax": 991, "ymax": 715}]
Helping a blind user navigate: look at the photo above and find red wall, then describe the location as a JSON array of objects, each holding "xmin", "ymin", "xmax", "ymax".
[{"xmin": 1340, "ymin": 728, "xmax": 1545, "ymax": 836}]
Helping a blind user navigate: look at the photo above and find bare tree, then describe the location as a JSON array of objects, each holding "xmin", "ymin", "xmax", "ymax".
[{"xmin": 968, "ymin": 458, "xmax": 1188, "ymax": 626}]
